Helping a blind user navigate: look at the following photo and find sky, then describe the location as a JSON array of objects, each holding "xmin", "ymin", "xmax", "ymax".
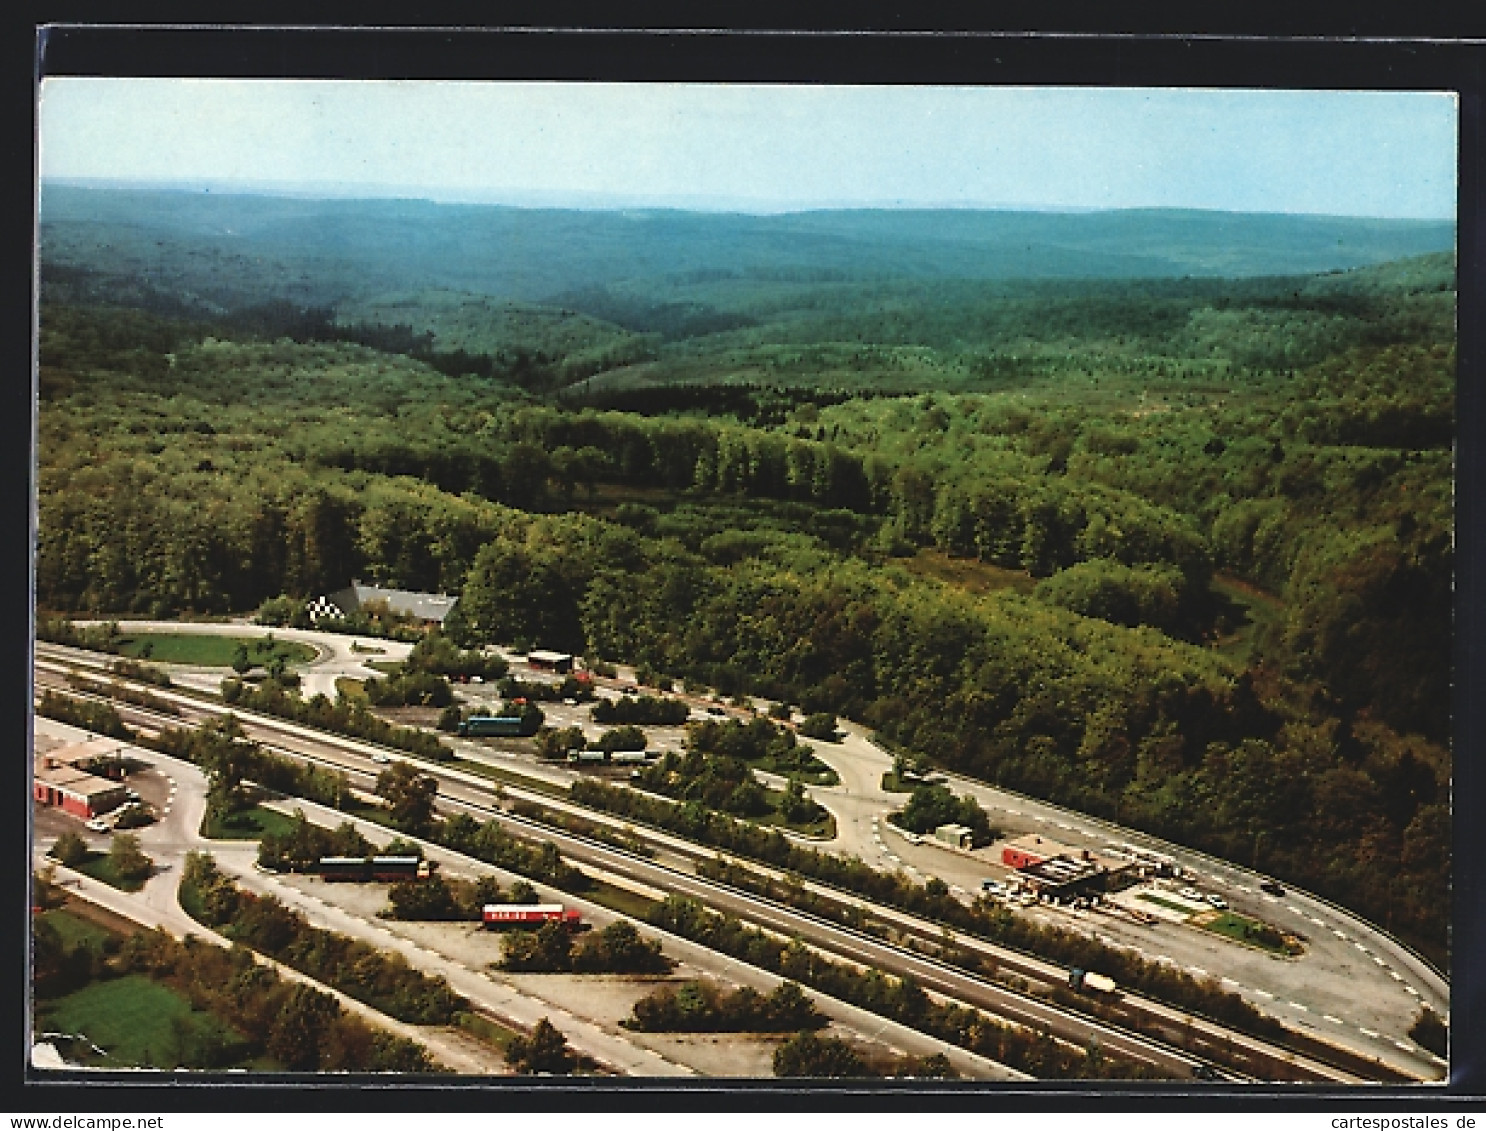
[{"xmin": 36, "ymin": 80, "xmax": 1459, "ymax": 219}]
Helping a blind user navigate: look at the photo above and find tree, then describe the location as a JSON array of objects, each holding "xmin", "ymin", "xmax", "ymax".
[
  {"xmin": 798, "ymin": 713, "xmax": 841, "ymax": 742},
  {"xmin": 779, "ymin": 779, "xmax": 823, "ymax": 825},
  {"xmin": 1409, "ymin": 1006, "xmax": 1448, "ymax": 1058},
  {"xmin": 594, "ymin": 725, "xmax": 647, "ymax": 753},
  {"xmin": 231, "ymin": 642, "xmax": 253, "ymax": 676},
  {"xmin": 765, "ymin": 980, "xmax": 822, "ymax": 1029},
  {"xmin": 772, "ymin": 1031, "xmax": 872, "ymax": 1078},
  {"xmin": 375, "ymin": 761, "xmax": 439, "ymax": 833},
  {"xmin": 499, "ymin": 920, "xmax": 573, "ymax": 972},
  {"xmin": 49, "ymin": 832, "xmax": 90, "ymax": 867},
  {"xmin": 108, "ymin": 833, "xmax": 153, "ymax": 885},
  {"xmin": 435, "ymin": 703, "xmax": 463, "ymax": 732},
  {"xmin": 535, "ymin": 725, "xmax": 586, "ymax": 759},
  {"xmin": 266, "ymin": 983, "xmax": 340, "ymax": 1071},
  {"xmin": 573, "ymin": 918, "xmax": 671, "ymax": 974},
  {"xmin": 505, "ymin": 1017, "xmax": 574, "ymax": 1075},
  {"xmin": 386, "ymin": 875, "xmax": 461, "ymax": 921}
]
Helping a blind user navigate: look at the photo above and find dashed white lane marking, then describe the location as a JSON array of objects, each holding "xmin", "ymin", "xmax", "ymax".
[
  {"xmin": 1332, "ymin": 929, "xmax": 1348, "ymax": 939},
  {"xmin": 1353, "ymin": 942, "xmax": 1369, "ymax": 953},
  {"xmin": 1221, "ymin": 977, "xmax": 1239, "ymax": 987},
  {"xmin": 1289, "ymin": 1002, "xmax": 1309, "ymax": 1012},
  {"xmin": 1309, "ymin": 916, "xmax": 1325, "ymax": 926},
  {"xmin": 1005, "ymin": 808, "xmax": 1021, "ymax": 816},
  {"xmin": 1373, "ymin": 956, "xmax": 1387, "ymax": 966},
  {"xmin": 1359, "ymin": 1028, "xmax": 1380, "ymax": 1039},
  {"xmin": 1254, "ymin": 989, "xmax": 1274, "ymax": 999},
  {"xmin": 885, "ymin": 853, "xmax": 900, "ymax": 863},
  {"xmin": 1405, "ymin": 986, "xmax": 1420, "ymax": 997},
  {"xmin": 1287, "ymin": 905, "xmax": 1304, "ymax": 914},
  {"xmin": 1188, "ymin": 966, "xmax": 1208, "ymax": 977},
  {"xmin": 1032, "ymin": 815, "xmax": 1047, "ymax": 823},
  {"xmin": 1431, "ymin": 1055, "xmax": 1449, "ymax": 1068},
  {"xmin": 1389, "ymin": 971, "xmax": 1403, "ymax": 981},
  {"xmin": 1235, "ymin": 885, "xmax": 1253, "ymax": 894},
  {"xmin": 1324, "ymin": 1015, "xmax": 1344, "ymax": 1025},
  {"xmin": 1054, "ymin": 821, "xmax": 1073, "ymax": 830},
  {"xmin": 1394, "ymin": 1040, "xmax": 1414, "ymax": 1053},
  {"xmin": 1263, "ymin": 895, "xmax": 1280, "ymax": 903}
]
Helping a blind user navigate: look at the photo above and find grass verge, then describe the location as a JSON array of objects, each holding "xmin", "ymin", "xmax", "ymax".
[
  {"xmin": 452, "ymin": 1009, "xmax": 521, "ymax": 1054},
  {"xmin": 201, "ymin": 805, "xmax": 302, "ymax": 841},
  {"xmin": 581, "ymin": 879, "xmax": 662, "ymax": 922},
  {"xmin": 73, "ymin": 853, "xmax": 148, "ymax": 893},
  {"xmin": 115, "ymin": 632, "xmax": 316, "ymax": 668}
]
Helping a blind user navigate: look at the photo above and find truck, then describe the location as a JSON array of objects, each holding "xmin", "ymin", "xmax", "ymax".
[
  {"xmin": 319, "ymin": 856, "xmax": 437, "ymax": 883},
  {"xmin": 1068, "ymin": 967, "xmax": 1117, "ymax": 995},
  {"xmin": 482, "ymin": 903, "xmax": 583, "ymax": 931},
  {"xmin": 458, "ymin": 715, "xmax": 529, "ymax": 738},
  {"xmin": 608, "ymin": 750, "xmax": 657, "ymax": 766}
]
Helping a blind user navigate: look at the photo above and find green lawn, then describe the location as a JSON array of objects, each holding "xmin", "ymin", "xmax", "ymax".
[
  {"xmin": 115, "ymin": 633, "xmax": 317, "ymax": 668},
  {"xmin": 201, "ymin": 805, "xmax": 303, "ymax": 841},
  {"xmin": 879, "ymin": 771, "xmax": 914, "ymax": 794},
  {"xmin": 1199, "ymin": 910, "xmax": 1301, "ymax": 955},
  {"xmin": 452, "ymin": 757, "xmax": 571, "ymax": 798},
  {"xmin": 38, "ymin": 909, "xmax": 114, "ymax": 953},
  {"xmin": 35, "ymin": 974, "xmax": 258, "ymax": 1070},
  {"xmin": 581, "ymin": 879, "xmax": 661, "ymax": 922},
  {"xmin": 74, "ymin": 852, "xmax": 149, "ymax": 893},
  {"xmin": 1135, "ymin": 891, "xmax": 1195, "ymax": 915},
  {"xmin": 453, "ymin": 1009, "xmax": 520, "ymax": 1054}
]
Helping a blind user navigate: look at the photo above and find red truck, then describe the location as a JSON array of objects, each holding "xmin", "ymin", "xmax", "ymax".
[{"xmin": 482, "ymin": 903, "xmax": 583, "ymax": 930}]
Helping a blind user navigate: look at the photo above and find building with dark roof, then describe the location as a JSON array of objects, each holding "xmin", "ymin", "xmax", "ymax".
[{"xmin": 319, "ymin": 580, "xmax": 458, "ymax": 625}]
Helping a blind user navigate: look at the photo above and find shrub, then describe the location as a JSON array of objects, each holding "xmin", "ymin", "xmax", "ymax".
[{"xmin": 49, "ymin": 832, "xmax": 90, "ymax": 867}]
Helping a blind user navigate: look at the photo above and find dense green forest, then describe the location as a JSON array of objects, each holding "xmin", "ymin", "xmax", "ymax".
[{"xmin": 35, "ymin": 188, "xmax": 1453, "ymax": 964}]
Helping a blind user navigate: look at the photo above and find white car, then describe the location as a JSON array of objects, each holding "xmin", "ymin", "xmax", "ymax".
[
  {"xmin": 370, "ymin": 752, "xmax": 391, "ymax": 764},
  {"xmin": 84, "ymin": 818, "xmax": 110, "ymax": 833},
  {"xmin": 1205, "ymin": 893, "xmax": 1229, "ymax": 909},
  {"xmin": 1179, "ymin": 887, "xmax": 1203, "ymax": 901}
]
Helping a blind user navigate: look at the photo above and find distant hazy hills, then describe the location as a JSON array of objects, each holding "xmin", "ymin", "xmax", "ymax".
[{"xmin": 38, "ymin": 183, "xmax": 1456, "ymax": 308}]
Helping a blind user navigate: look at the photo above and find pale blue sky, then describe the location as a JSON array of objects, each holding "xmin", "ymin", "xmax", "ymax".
[{"xmin": 37, "ymin": 80, "xmax": 1458, "ymax": 219}]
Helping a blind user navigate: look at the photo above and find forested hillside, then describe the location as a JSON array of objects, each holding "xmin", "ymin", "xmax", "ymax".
[{"xmin": 34, "ymin": 189, "xmax": 1454, "ymax": 964}]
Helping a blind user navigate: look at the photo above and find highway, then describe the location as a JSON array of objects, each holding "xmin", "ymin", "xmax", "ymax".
[{"xmin": 34, "ymin": 651, "xmax": 1382, "ymax": 1083}]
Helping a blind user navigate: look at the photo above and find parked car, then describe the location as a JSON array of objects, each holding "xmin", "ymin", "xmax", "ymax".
[
  {"xmin": 85, "ymin": 817, "xmax": 111, "ymax": 833},
  {"xmin": 1179, "ymin": 887, "xmax": 1203, "ymax": 901},
  {"xmin": 370, "ymin": 752, "xmax": 391, "ymax": 764},
  {"xmin": 981, "ymin": 879, "xmax": 1007, "ymax": 895},
  {"xmin": 1205, "ymin": 893, "xmax": 1229, "ymax": 909},
  {"xmin": 1260, "ymin": 880, "xmax": 1286, "ymax": 897}
]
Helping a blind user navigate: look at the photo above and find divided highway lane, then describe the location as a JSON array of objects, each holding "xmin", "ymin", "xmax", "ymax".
[{"xmin": 34, "ymin": 665, "xmax": 1361, "ymax": 1081}]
